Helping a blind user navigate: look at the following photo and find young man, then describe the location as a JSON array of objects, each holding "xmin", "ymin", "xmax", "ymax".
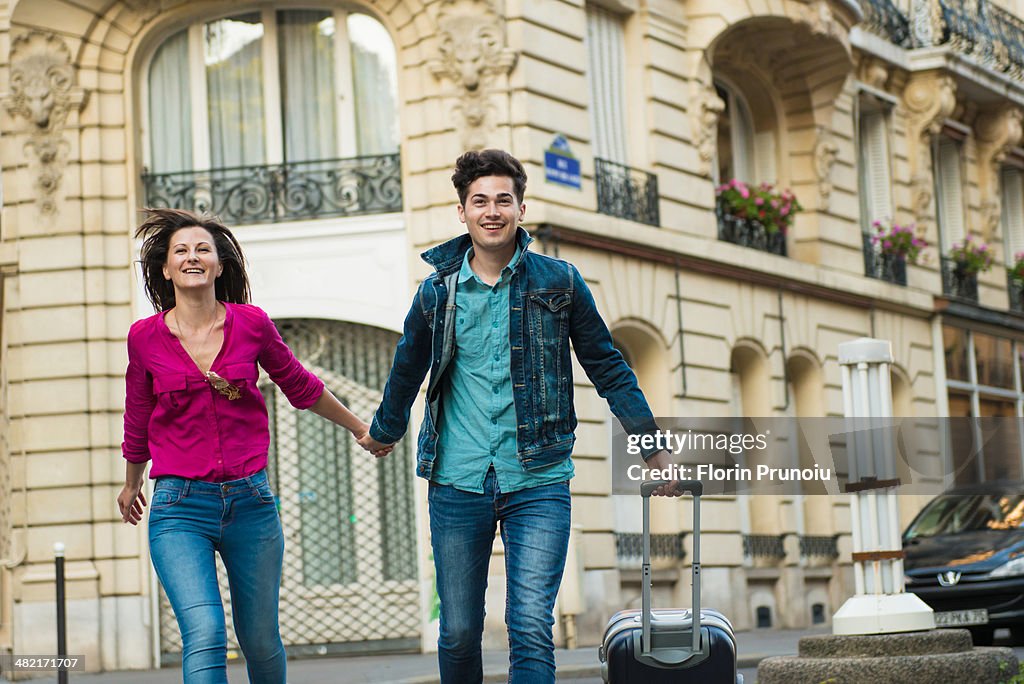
[{"xmin": 361, "ymin": 149, "xmax": 673, "ymax": 683}]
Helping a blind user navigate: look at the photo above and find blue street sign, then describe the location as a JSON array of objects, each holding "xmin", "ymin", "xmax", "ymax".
[{"xmin": 545, "ymin": 134, "xmax": 581, "ymax": 190}]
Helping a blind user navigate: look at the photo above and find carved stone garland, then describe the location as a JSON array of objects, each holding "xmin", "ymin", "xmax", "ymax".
[
  {"xmin": 814, "ymin": 127, "xmax": 839, "ymax": 211},
  {"xmin": 2, "ymin": 32, "xmax": 88, "ymax": 216},
  {"xmin": 692, "ymin": 80, "xmax": 725, "ymax": 179},
  {"xmin": 429, "ymin": 0, "xmax": 517, "ymax": 150},
  {"xmin": 902, "ymin": 72, "xmax": 957, "ymax": 235}
]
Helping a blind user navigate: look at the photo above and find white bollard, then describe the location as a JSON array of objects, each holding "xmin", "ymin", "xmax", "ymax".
[{"xmin": 832, "ymin": 338, "xmax": 935, "ymax": 635}]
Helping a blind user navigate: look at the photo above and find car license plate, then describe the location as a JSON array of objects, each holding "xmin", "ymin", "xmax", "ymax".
[{"xmin": 934, "ymin": 609, "xmax": 989, "ymax": 626}]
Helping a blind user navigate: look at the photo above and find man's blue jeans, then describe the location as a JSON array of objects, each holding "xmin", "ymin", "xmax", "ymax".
[
  {"xmin": 148, "ymin": 470, "xmax": 286, "ymax": 684},
  {"xmin": 428, "ymin": 471, "xmax": 571, "ymax": 684}
]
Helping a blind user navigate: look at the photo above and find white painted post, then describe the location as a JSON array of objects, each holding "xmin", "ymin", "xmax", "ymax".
[{"xmin": 832, "ymin": 338, "xmax": 935, "ymax": 635}]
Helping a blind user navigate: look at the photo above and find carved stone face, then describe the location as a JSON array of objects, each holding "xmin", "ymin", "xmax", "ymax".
[{"xmin": 10, "ymin": 54, "xmax": 71, "ymax": 130}]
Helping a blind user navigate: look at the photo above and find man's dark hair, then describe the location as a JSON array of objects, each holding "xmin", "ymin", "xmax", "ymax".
[
  {"xmin": 135, "ymin": 207, "xmax": 251, "ymax": 312},
  {"xmin": 451, "ymin": 149, "xmax": 528, "ymax": 205}
]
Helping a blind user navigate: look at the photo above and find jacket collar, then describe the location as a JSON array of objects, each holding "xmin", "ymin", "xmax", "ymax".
[{"xmin": 421, "ymin": 226, "xmax": 533, "ymax": 277}]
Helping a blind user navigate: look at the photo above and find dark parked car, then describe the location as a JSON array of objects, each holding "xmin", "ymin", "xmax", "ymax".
[{"xmin": 903, "ymin": 482, "xmax": 1024, "ymax": 645}]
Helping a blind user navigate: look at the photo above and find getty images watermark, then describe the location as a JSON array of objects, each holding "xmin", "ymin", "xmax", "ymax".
[
  {"xmin": 611, "ymin": 417, "xmax": 1019, "ymax": 495},
  {"xmin": 625, "ymin": 429, "xmax": 832, "ymax": 485}
]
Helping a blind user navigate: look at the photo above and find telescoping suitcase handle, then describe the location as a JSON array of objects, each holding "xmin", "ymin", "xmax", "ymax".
[{"xmin": 640, "ymin": 480, "xmax": 703, "ymax": 662}]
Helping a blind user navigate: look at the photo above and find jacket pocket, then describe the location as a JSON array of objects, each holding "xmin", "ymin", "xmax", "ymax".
[{"xmin": 526, "ymin": 290, "xmax": 571, "ymax": 422}]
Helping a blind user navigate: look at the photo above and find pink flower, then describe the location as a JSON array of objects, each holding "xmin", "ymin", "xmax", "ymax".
[{"xmin": 739, "ymin": 186, "xmax": 750, "ymax": 199}]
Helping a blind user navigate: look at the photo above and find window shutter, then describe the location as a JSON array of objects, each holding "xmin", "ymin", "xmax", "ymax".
[
  {"xmin": 859, "ymin": 110, "xmax": 892, "ymax": 227},
  {"xmin": 1002, "ymin": 167, "xmax": 1024, "ymax": 263},
  {"xmin": 586, "ymin": 5, "xmax": 628, "ymax": 164},
  {"xmin": 936, "ymin": 137, "xmax": 966, "ymax": 250}
]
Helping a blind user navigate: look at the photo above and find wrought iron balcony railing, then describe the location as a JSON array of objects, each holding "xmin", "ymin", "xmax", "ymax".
[
  {"xmin": 860, "ymin": 0, "xmax": 912, "ymax": 47},
  {"xmin": 1009, "ymin": 271, "xmax": 1024, "ymax": 313},
  {"xmin": 742, "ymin": 534, "xmax": 786, "ymax": 560},
  {"xmin": 915, "ymin": 0, "xmax": 1024, "ymax": 79},
  {"xmin": 799, "ymin": 535, "xmax": 840, "ymax": 559},
  {"xmin": 594, "ymin": 158, "xmax": 660, "ymax": 227},
  {"xmin": 142, "ymin": 154, "xmax": 402, "ymax": 225},
  {"xmin": 717, "ymin": 198, "xmax": 787, "ymax": 256},
  {"xmin": 941, "ymin": 256, "xmax": 980, "ymax": 303},
  {"xmin": 862, "ymin": 232, "xmax": 908, "ymax": 286},
  {"xmin": 615, "ymin": 531, "xmax": 687, "ymax": 561}
]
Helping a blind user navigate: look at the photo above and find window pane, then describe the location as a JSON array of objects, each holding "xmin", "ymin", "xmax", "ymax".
[
  {"xmin": 943, "ymin": 326, "xmax": 969, "ymax": 382},
  {"xmin": 205, "ymin": 13, "xmax": 265, "ymax": 168},
  {"xmin": 278, "ymin": 10, "xmax": 337, "ymax": 162},
  {"xmin": 716, "ymin": 82, "xmax": 754, "ymax": 184},
  {"xmin": 348, "ymin": 13, "xmax": 399, "ymax": 155},
  {"xmin": 149, "ymin": 29, "xmax": 192, "ymax": 173},
  {"xmin": 974, "ymin": 332, "xmax": 1014, "ymax": 389}
]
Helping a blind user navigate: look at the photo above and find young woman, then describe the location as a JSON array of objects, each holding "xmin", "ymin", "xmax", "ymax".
[{"xmin": 117, "ymin": 208, "xmax": 386, "ymax": 683}]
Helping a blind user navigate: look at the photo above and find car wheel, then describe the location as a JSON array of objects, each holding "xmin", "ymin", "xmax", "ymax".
[
  {"xmin": 1010, "ymin": 625, "xmax": 1024, "ymax": 645},
  {"xmin": 969, "ymin": 626, "xmax": 995, "ymax": 646}
]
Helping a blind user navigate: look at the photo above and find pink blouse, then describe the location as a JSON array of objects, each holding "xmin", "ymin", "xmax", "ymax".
[{"xmin": 121, "ymin": 302, "xmax": 324, "ymax": 481}]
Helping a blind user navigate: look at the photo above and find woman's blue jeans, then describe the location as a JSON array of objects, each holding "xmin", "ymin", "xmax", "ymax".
[
  {"xmin": 148, "ymin": 470, "xmax": 286, "ymax": 684},
  {"xmin": 428, "ymin": 471, "xmax": 571, "ymax": 684}
]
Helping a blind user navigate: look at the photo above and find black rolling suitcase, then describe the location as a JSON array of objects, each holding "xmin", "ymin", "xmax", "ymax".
[{"xmin": 598, "ymin": 480, "xmax": 741, "ymax": 683}]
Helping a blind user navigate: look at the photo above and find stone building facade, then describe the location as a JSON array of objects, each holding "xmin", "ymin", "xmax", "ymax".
[{"xmin": 1, "ymin": 0, "xmax": 1024, "ymax": 673}]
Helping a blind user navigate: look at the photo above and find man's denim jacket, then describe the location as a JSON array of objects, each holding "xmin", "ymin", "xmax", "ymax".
[{"xmin": 370, "ymin": 227, "xmax": 659, "ymax": 479}]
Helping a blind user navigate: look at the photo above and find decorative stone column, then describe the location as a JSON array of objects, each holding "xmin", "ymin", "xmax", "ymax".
[{"xmin": 832, "ymin": 338, "xmax": 933, "ymax": 635}]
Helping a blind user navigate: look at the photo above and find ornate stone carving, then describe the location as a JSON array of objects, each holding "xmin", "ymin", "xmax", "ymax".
[
  {"xmin": 857, "ymin": 56, "xmax": 890, "ymax": 91},
  {"xmin": 799, "ymin": 0, "xmax": 838, "ymax": 39},
  {"xmin": 903, "ymin": 72, "xmax": 957, "ymax": 232},
  {"xmin": 976, "ymin": 105, "xmax": 1024, "ymax": 240},
  {"xmin": 122, "ymin": 0, "xmax": 163, "ymax": 21},
  {"xmin": 692, "ymin": 81, "xmax": 725, "ymax": 179},
  {"xmin": 2, "ymin": 32, "xmax": 88, "ymax": 216},
  {"xmin": 813, "ymin": 128, "xmax": 839, "ymax": 210},
  {"xmin": 429, "ymin": 0, "xmax": 517, "ymax": 149}
]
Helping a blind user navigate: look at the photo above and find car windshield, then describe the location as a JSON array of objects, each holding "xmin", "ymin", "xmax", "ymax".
[{"xmin": 905, "ymin": 494, "xmax": 1024, "ymax": 539}]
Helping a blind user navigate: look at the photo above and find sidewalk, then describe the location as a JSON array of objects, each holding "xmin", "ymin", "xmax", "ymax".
[{"xmin": 14, "ymin": 626, "xmax": 827, "ymax": 683}]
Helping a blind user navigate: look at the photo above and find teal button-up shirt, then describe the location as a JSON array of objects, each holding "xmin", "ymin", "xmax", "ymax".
[{"xmin": 434, "ymin": 246, "xmax": 574, "ymax": 493}]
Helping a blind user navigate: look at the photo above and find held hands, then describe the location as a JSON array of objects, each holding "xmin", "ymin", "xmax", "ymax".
[
  {"xmin": 117, "ymin": 480, "xmax": 147, "ymax": 525},
  {"xmin": 353, "ymin": 422, "xmax": 395, "ymax": 458}
]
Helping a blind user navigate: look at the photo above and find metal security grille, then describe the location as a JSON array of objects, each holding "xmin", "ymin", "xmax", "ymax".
[{"xmin": 159, "ymin": 319, "xmax": 420, "ymax": 661}]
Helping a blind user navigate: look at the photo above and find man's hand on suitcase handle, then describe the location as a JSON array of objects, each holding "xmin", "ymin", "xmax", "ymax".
[{"xmin": 645, "ymin": 450, "xmax": 683, "ymax": 496}]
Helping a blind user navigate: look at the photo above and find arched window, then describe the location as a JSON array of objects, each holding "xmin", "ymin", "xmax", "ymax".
[{"xmin": 146, "ymin": 9, "xmax": 399, "ymax": 173}]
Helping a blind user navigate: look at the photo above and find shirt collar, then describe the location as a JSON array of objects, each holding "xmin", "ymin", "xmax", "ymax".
[{"xmin": 458, "ymin": 244, "xmax": 521, "ymax": 286}]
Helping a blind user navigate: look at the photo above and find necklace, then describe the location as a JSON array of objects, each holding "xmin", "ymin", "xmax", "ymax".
[
  {"xmin": 171, "ymin": 308, "xmax": 241, "ymax": 401},
  {"xmin": 171, "ymin": 309, "xmax": 218, "ymax": 373}
]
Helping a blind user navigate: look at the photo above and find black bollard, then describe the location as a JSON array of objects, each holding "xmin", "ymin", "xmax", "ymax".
[{"xmin": 55, "ymin": 542, "xmax": 67, "ymax": 684}]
